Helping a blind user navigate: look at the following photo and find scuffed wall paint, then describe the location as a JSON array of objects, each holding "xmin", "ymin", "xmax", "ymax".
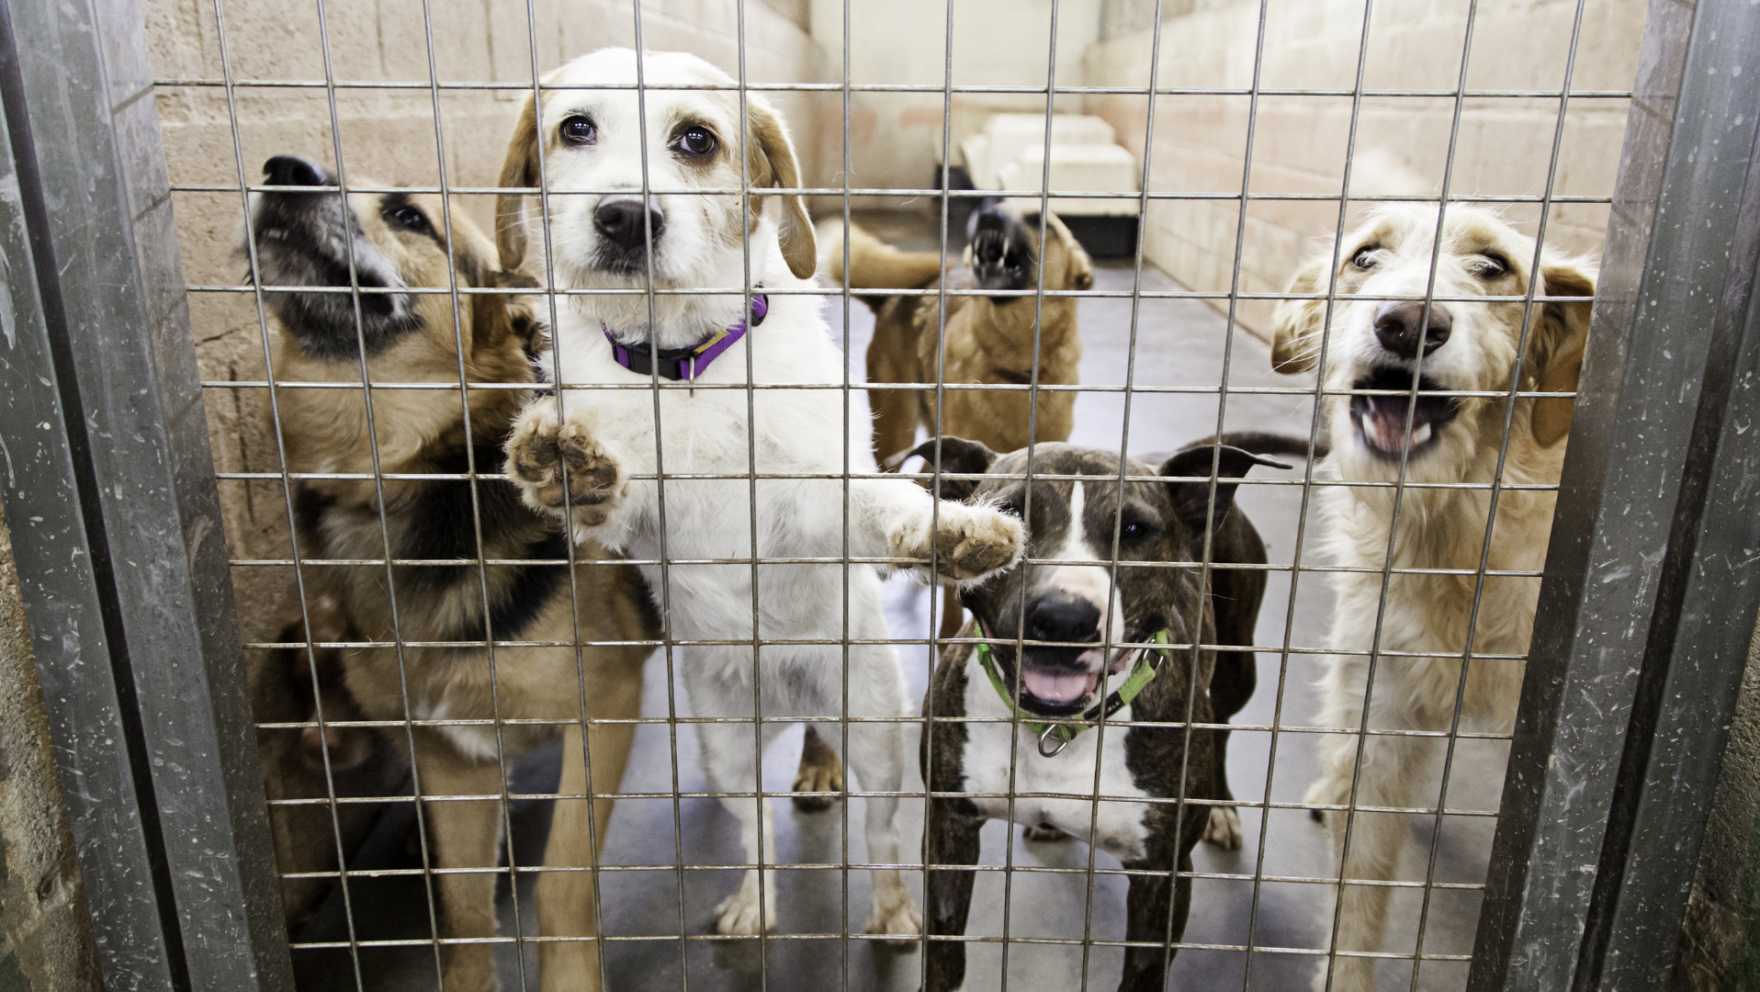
[
  {"xmin": 1674, "ymin": 612, "xmax": 1760, "ymax": 991},
  {"xmin": 0, "ymin": 503, "xmax": 100, "ymax": 991}
]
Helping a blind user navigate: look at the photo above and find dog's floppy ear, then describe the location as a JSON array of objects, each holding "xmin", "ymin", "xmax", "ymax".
[
  {"xmin": 1159, "ymin": 445, "xmax": 1289, "ymax": 532},
  {"xmin": 1528, "ymin": 259, "xmax": 1596, "ymax": 447},
  {"xmin": 890, "ymin": 436, "xmax": 1000, "ymax": 503},
  {"xmin": 1271, "ymin": 252, "xmax": 1332, "ymax": 374},
  {"xmin": 496, "ymin": 90, "xmax": 541, "ymax": 273},
  {"xmin": 745, "ymin": 95, "xmax": 816, "ymax": 280}
]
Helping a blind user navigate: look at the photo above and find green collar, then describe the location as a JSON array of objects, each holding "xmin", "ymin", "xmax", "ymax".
[{"xmin": 973, "ymin": 625, "xmax": 1171, "ymax": 757}]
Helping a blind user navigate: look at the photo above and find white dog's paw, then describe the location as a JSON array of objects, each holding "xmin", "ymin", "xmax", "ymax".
[
  {"xmin": 1023, "ymin": 823, "xmax": 1071, "ymax": 842},
  {"xmin": 864, "ymin": 875, "xmax": 922, "ymax": 942},
  {"xmin": 1304, "ymin": 774, "xmax": 1344, "ymax": 826},
  {"xmin": 713, "ymin": 877, "xmax": 777, "ymax": 937},
  {"xmin": 893, "ymin": 502, "xmax": 1024, "ymax": 585},
  {"xmin": 505, "ymin": 403, "xmax": 626, "ymax": 526},
  {"xmin": 1203, "ymin": 806, "xmax": 1243, "ymax": 850},
  {"xmin": 791, "ymin": 728, "xmax": 845, "ymax": 813}
]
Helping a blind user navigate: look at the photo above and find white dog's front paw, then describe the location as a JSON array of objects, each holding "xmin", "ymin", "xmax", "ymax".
[
  {"xmin": 864, "ymin": 874, "xmax": 922, "ymax": 941},
  {"xmin": 1204, "ymin": 806, "xmax": 1243, "ymax": 850},
  {"xmin": 505, "ymin": 402, "xmax": 626, "ymax": 527},
  {"xmin": 713, "ymin": 876, "xmax": 777, "ymax": 936},
  {"xmin": 892, "ymin": 502, "xmax": 1024, "ymax": 585},
  {"xmin": 1304, "ymin": 772, "xmax": 1346, "ymax": 826}
]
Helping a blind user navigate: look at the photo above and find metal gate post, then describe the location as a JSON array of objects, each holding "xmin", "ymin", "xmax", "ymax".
[
  {"xmin": 1469, "ymin": 0, "xmax": 1760, "ymax": 989},
  {"xmin": 0, "ymin": 0, "xmax": 292, "ymax": 989}
]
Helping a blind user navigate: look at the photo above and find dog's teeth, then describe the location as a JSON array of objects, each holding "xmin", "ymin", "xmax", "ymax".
[{"xmin": 1412, "ymin": 423, "xmax": 1433, "ymax": 445}]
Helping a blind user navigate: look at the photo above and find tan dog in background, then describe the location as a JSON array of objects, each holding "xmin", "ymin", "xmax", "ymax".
[
  {"xmin": 248, "ymin": 155, "xmax": 657, "ymax": 992},
  {"xmin": 828, "ymin": 201, "xmax": 1093, "ymax": 638},
  {"xmin": 1272, "ymin": 205, "xmax": 1594, "ymax": 992}
]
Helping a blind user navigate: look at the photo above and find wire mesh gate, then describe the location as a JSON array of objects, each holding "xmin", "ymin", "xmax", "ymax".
[{"xmin": 0, "ymin": 0, "xmax": 1757, "ymax": 991}]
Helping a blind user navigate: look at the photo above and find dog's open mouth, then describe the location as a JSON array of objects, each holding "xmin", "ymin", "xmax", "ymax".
[
  {"xmin": 992, "ymin": 642, "xmax": 1131, "ymax": 716},
  {"xmin": 970, "ymin": 208, "xmax": 1036, "ymax": 295},
  {"xmin": 1350, "ymin": 367, "xmax": 1459, "ymax": 459}
]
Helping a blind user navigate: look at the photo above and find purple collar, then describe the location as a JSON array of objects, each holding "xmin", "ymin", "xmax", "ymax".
[{"xmin": 602, "ymin": 294, "xmax": 768, "ymax": 381}]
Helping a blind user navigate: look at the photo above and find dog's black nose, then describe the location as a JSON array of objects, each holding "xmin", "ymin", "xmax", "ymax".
[
  {"xmin": 1374, "ymin": 301, "xmax": 1453, "ymax": 359},
  {"xmin": 1026, "ymin": 598, "xmax": 1102, "ymax": 645},
  {"xmin": 263, "ymin": 155, "xmax": 328, "ymax": 187},
  {"xmin": 594, "ymin": 198, "xmax": 665, "ymax": 253}
]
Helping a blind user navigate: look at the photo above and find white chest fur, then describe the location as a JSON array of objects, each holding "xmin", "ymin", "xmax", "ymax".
[
  {"xmin": 955, "ymin": 660, "xmax": 1154, "ymax": 863},
  {"xmin": 541, "ymin": 240, "xmax": 879, "ymax": 646}
]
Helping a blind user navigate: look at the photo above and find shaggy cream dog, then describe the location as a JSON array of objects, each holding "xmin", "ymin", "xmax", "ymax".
[{"xmin": 1272, "ymin": 205, "xmax": 1594, "ymax": 992}]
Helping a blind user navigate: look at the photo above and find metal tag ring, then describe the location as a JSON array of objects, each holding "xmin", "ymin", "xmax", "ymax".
[{"xmin": 1038, "ymin": 723, "xmax": 1072, "ymax": 758}]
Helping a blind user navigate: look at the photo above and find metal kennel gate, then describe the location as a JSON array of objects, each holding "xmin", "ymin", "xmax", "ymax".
[{"xmin": 0, "ymin": 0, "xmax": 1756, "ymax": 989}]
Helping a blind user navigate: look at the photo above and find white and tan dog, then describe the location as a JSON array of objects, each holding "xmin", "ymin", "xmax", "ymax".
[
  {"xmin": 495, "ymin": 48, "xmax": 1024, "ymax": 944},
  {"xmin": 1272, "ymin": 205, "xmax": 1594, "ymax": 992}
]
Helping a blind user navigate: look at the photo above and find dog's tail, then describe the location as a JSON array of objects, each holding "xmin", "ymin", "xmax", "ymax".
[
  {"xmin": 1177, "ymin": 431, "xmax": 1330, "ymax": 462},
  {"xmin": 821, "ymin": 220, "xmax": 945, "ymax": 291}
]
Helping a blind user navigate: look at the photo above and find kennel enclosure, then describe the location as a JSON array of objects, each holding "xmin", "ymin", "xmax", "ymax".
[{"xmin": 0, "ymin": 0, "xmax": 1756, "ymax": 989}]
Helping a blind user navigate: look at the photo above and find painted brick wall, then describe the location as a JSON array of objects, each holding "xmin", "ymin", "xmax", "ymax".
[{"xmin": 1082, "ymin": 0, "xmax": 1646, "ymax": 339}]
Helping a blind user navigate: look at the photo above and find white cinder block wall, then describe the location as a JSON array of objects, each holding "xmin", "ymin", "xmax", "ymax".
[
  {"xmin": 1082, "ymin": 0, "xmax": 1647, "ymax": 336},
  {"xmin": 804, "ymin": 0, "xmax": 1104, "ymax": 200}
]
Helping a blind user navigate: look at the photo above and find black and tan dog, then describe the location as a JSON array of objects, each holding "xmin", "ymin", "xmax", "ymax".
[
  {"xmin": 249, "ymin": 155, "xmax": 657, "ymax": 992},
  {"xmin": 904, "ymin": 434, "xmax": 1306, "ymax": 992},
  {"xmin": 252, "ymin": 597, "xmax": 403, "ymax": 932}
]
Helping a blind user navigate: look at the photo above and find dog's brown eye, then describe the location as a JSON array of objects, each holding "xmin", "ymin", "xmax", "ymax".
[
  {"xmin": 676, "ymin": 126, "xmax": 717, "ymax": 157},
  {"xmin": 389, "ymin": 205, "xmax": 430, "ymax": 235},
  {"xmin": 1119, "ymin": 520, "xmax": 1152, "ymax": 543},
  {"xmin": 1351, "ymin": 245, "xmax": 1379, "ymax": 270},
  {"xmin": 1475, "ymin": 253, "xmax": 1509, "ymax": 279},
  {"xmin": 560, "ymin": 116, "xmax": 597, "ymax": 145}
]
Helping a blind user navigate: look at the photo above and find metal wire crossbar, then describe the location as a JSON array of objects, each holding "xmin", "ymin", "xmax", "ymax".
[{"xmin": 163, "ymin": 0, "xmax": 1624, "ymax": 988}]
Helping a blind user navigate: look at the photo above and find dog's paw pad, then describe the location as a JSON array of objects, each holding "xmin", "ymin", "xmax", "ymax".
[
  {"xmin": 1023, "ymin": 823, "xmax": 1070, "ymax": 842},
  {"xmin": 505, "ymin": 406, "xmax": 625, "ymax": 520},
  {"xmin": 928, "ymin": 505, "xmax": 1023, "ymax": 582},
  {"xmin": 791, "ymin": 760, "xmax": 844, "ymax": 815},
  {"xmin": 864, "ymin": 891, "xmax": 922, "ymax": 941},
  {"xmin": 1203, "ymin": 807, "xmax": 1243, "ymax": 849},
  {"xmin": 713, "ymin": 889, "xmax": 776, "ymax": 936}
]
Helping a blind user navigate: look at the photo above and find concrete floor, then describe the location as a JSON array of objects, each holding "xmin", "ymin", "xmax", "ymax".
[{"xmin": 289, "ymin": 220, "xmax": 1506, "ymax": 991}]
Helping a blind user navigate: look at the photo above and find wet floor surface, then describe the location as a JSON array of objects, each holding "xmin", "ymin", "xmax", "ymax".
[{"xmin": 288, "ymin": 222, "xmax": 1503, "ymax": 992}]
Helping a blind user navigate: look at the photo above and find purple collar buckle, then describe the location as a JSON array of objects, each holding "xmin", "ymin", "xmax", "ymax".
[{"xmin": 603, "ymin": 293, "xmax": 768, "ymax": 382}]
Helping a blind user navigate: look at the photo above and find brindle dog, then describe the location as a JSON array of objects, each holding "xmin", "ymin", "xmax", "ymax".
[
  {"xmin": 249, "ymin": 155, "xmax": 657, "ymax": 992},
  {"xmin": 905, "ymin": 435, "xmax": 1305, "ymax": 992}
]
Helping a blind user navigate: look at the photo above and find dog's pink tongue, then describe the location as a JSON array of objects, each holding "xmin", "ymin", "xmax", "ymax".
[
  {"xmin": 1366, "ymin": 396, "xmax": 1413, "ymax": 451},
  {"xmin": 1022, "ymin": 668, "xmax": 1091, "ymax": 704}
]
